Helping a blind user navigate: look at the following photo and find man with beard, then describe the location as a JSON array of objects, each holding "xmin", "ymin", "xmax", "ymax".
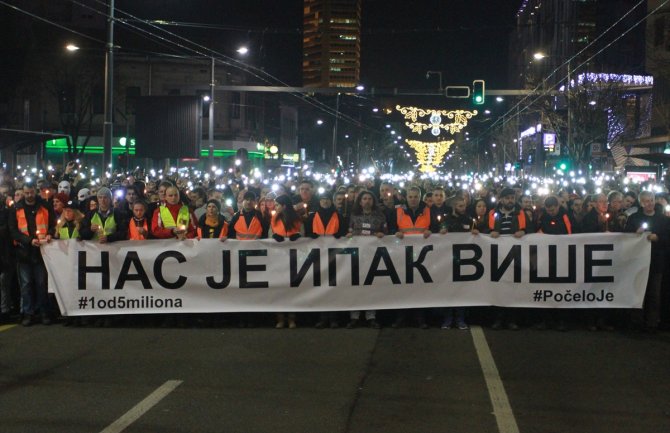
[
  {"xmin": 487, "ymin": 188, "xmax": 527, "ymax": 330},
  {"xmin": 9, "ymin": 182, "xmax": 57, "ymax": 326},
  {"xmin": 430, "ymin": 187, "xmax": 451, "ymax": 230},
  {"xmin": 228, "ymin": 192, "xmax": 268, "ymax": 240},
  {"xmin": 624, "ymin": 191, "xmax": 668, "ymax": 333}
]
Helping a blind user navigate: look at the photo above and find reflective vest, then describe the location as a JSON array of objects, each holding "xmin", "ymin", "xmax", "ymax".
[
  {"xmin": 128, "ymin": 219, "xmax": 149, "ymax": 240},
  {"xmin": 234, "ymin": 214, "xmax": 263, "ymax": 240},
  {"xmin": 91, "ymin": 211, "xmax": 117, "ymax": 240},
  {"xmin": 396, "ymin": 207, "xmax": 431, "ymax": 234},
  {"xmin": 312, "ymin": 212, "xmax": 339, "ymax": 235},
  {"xmin": 15, "ymin": 206, "xmax": 49, "ymax": 245},
  {"xmin": 159, "ymin": 205, "xmax": 190, "ymax": 229},
  {"xmin": 58, "ymin": 224, "xmax": 79, "ymax": 240},
  {"xmin": 197, "ymin": 221, "xmax": 228, "ymax": 239},
  {"xmin": 538, "ymin": 214, "xmax": 572, "ymax": 234},
  {"xmin": 487, "ymin": 209, "xmax": 526, "ymax": 232},
  {"xmin": 271, "ymin": 215, "xmax": 300, "ymax": 237}
]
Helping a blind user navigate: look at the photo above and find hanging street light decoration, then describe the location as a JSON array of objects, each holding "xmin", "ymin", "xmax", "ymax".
[
  {"xmin": 405, "ymin": 139, "xmax": 454, "ymax": 173},
  {"xmin": 395, "ymin": 105, "xmax": 478, "ymax": 136}
]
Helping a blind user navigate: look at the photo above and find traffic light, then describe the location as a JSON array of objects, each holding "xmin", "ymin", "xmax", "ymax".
[
  {"xmin": 555, "ymin": 159, "xmax": 570, "ymax": 171},
  {"xmin": 472, "ymin": 80, "xmax": 485, "ymax": 105}
]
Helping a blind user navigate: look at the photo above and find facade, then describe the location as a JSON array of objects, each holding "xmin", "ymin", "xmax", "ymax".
[
  {"xmin": 509, "ymin": 0, "xmax": 651, "ymax": 170},
  {"xmin": 303, "ymin": 0, "xmax": 361, "ymax": 88}
]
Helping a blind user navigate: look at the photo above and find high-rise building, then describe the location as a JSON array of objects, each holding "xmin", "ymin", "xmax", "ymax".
[{"xmin": 303, "ymin": 0, "xmax": 361, "ymax": 88}]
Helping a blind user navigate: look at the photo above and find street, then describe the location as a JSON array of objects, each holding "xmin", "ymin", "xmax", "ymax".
[{"xmin": 0, "ymin": 322, "xmax": 669, "ymax": 433}]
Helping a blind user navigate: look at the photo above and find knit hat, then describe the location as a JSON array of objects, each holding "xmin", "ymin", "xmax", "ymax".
[
  {"xmin": 97, "ymin": 187, "xmax": 112, "ymax": 198},
  {"xmin": 243, "ymin": 191, "xmax": 256, "ymax": 201},
  {"xmin": 318, "ymin": 191, "xmax": 333, "ymax": 201},
  {"xmin": 499, "ymin": 188, "xmax": 516, "ymax": 198},
  {"xmin": 63, "ymin": 200, "xmax": 76, "ymax": 210},
  {"xmin": 53, "ymin": 192, "xmax": 70, "ymax": 205},
  {"xmin": 77, "ymin": 188, "xmax": 91, "ymax": 201},
  {"xmin": 264, "ymin": 191, "xmax": 277, "ymax": 200}
]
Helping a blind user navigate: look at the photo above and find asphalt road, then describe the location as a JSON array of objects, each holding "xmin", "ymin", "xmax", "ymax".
[{"xmin": 1, "ymin": 322, "xmax": 669, "ymax": 433}]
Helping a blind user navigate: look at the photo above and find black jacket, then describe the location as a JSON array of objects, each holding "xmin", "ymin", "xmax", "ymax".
[{"xmin": 8, "ymin": 198, "xmax": 56, "ymax": 263}]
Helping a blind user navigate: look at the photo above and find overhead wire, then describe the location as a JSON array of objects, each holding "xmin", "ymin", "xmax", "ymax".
[
  {"xmin": 70, "ymin": 0, "xmax": 378, "ymax": 134},
  {"xmin": 478, "ymin": 0, "xmax": 664, "ymax": 145}
]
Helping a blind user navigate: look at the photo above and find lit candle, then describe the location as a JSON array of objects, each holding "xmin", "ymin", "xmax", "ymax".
[
  {"xmin": 178, "ymin": 224, "xmax": 186, "ymax": 232},
  {"xmin": 605, "ymin": 213, "xmax": 610, "ymax": 232},
  {"xmin": 471, "ymin": 218, "xmax": 476, "ymax": 230}
]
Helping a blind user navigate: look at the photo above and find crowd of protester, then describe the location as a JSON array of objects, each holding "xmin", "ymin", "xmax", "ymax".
[{"xmin": 0, "ymin": 162, "xmax": 668, "ymax": 333}]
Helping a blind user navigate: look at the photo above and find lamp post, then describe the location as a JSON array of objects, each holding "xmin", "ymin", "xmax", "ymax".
[
  {"xmin": 102, "ymin": 0, "xmax": 115, "ymax": 175},
  {"xmin": 426, "ymin": 71, "xmax": 443, "ymax": 91},
  {"xmin": 208, "ymin": 57, "xmax": 215, "ymax": 166},
  {"xmin": 331, "ymin": 92, "xmax": 340, "ymax": 167}
]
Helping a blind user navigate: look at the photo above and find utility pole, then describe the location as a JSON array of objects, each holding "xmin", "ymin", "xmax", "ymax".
[
  {"xmin": 331, "ymin": 93, "xmax": 340, "ymax": 167},
  {"xmin": 102, "ymin": 0, "xmax": 114, "ymax": 174},
  {"xmin": 208, "ymin": 57, "xmax": 215, "ymax": 167}
]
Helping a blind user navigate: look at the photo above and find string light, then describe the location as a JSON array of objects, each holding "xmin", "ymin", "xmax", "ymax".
[{"xmin": 395, "ymin": 105, "xmax": 478, "ymax": 136}]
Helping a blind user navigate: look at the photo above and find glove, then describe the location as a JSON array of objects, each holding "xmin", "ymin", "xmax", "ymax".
[
  {"xmin": 289, "ymin": 233, "xmax": 301, "ymax": 241},
  {"xmin": 272, "ymin": 234, "xmax": 285, "ymax": 242}
]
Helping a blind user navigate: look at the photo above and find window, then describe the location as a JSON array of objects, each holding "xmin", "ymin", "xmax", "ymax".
[{"xmin": 655, "ymin": 17, "xmax": 665, "ymax": 47}]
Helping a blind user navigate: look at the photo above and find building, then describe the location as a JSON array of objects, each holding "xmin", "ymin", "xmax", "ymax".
[
  {"xmin": 303, "ymin": 0, "xmax": 361, "ymax": 88},
  {"xmin": 509, "ymin": 0, "xmax": 651, "ymax": 170}
]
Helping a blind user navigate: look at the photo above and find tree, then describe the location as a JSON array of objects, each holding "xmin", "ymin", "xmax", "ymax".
[
  {"xmin": 23, "ymin": 51, "xmax": 103, "ymax": 161},
  {"xmin": 533, "ymin": 76, "xmax": 634, "ymax": 168}
]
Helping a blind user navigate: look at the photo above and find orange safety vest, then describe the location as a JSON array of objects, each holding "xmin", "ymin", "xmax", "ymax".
[
  {"xmin": 271, "ymin": 215, "xmax": 300, "ymax": 237},
  {"xmin": 488, "ymin": 209, "xmax": 527, "ymax": 232},
  {"xmin": 538, "ymin": 214, "xmax": 572, "ymax": 234},
  {"xmin": 396, "ymin": 207, "xmax": 431, "ymax": 234},
  {"xmin": 15, "ymin": 206, "xmax": 49, "ymax": 245},
  {"xmin": 128, "ymin": 219, "xmax": 149, "ymax": 240},
  {"xmin": 197, "ymin": 221, "xmax": 229, "ymax": 239},
  {"xmin": 312, "ymin": 212, "xmax": 339, "ymax": 235},
  {"xmin": 234, "ymin": 214, "xmax": 263, "ymax": 240}
]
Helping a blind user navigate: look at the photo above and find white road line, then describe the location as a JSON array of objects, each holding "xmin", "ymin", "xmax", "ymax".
[
  {"xmin": 100, "ymin": 380, "xmax": 183, "ymax": 433},
  {"xmin": 470, "ymin": 326, "xmax": 520, "ymax": 433}
]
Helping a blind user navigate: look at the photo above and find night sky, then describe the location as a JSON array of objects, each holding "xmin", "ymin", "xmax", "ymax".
[{"xmin": 119, "ymin": 0, "xmax": 520, "ymax": 89}]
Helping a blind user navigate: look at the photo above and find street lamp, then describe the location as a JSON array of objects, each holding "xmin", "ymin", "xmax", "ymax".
[
  {"xmin": 65, "ymin": 44, "xmax": 80, "ymax": 52},
  {"xmin": 426, "ymin": 71, "xmax": 443, "ymax": 90}
]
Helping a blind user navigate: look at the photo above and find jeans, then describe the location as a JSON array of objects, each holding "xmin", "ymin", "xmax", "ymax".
[
  {"xmin": 0, "ymin": 267, "xmax": 15, "ymax": 314},
  {"xmin": 17, "ymin": 260, "xmax": 49, "ymax": 316}
]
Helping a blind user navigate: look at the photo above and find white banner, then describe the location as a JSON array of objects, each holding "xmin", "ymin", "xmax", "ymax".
[{"xmin": 42, "ymin": 233, "xmax": 651, "ymax": 316}]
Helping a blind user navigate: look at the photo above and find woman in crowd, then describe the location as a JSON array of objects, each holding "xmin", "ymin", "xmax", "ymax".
[
  {"xmin": 152, "ymin": 186, "xmax": 197, "ymax": 240},
  {"xmin": 197, "ymin": 199, "xmax": 229, "ymax": 240},
  {"xmin": 346, "ymin": 190, "xmax": 387, "ymax": 329},
  {"xmin": 270, "ymin": 194, "xmax": 303, "ymax": 329}
]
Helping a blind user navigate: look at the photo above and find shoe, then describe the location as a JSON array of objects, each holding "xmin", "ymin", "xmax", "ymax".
[
  {"xmin": 507, "ymin": 322, "xmax": 519, "ymax": 331},
  {"xmin": 314, "ymin": 321, "xmax": 326, "ymax": 329},
  {"xmin": 41, "ymin": 314, "xmax": 52, "ymax": 326},
  {"xmin": 441, "ymin": 321, "xmax": 451, "ymax": 330},
  {"xmin": 275, "ymin": 321, "xmax": 285, "ymax": 329},
  {"xmin": 21, "ymin": 315, "xmax": 33, "ymax": 327},
  {"xmin": 288, "ymin": 320, "xmax": 297, "ymax": 329},
  {"xmin": 368, "ymin": 319, "xmax": 381, "ymax": 329},
  {"xmin": 346, "ymin": 319, "xmax": 359, "ymax": 329},
  {"xmin": 491, "ymin": 320, "xmax": 503, "ymax": 330},
  {"xmin": 330, "ymin": 321, "xmax": 340, "ymax": 329},
  {"xmin": 457, "ymin": 322, "xmax": 469, "ymax": 330}
]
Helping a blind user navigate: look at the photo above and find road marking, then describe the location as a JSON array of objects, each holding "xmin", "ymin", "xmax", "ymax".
[
  {"xmin": 470, "ymin": 326, "xmax": 520, "ymax": 433},
  {"xmin": 0, "ymin": 324, "xmax": 17, "ymax": 332},
  {"xmin": 100, "ymin": 380, "xmax": 182, "ymax": 433}
]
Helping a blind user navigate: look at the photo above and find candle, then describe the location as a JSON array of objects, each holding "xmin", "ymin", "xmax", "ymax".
[
  {"xmin": 471, "ymin": 218, "xmax": 476, "ymax": 230},
  {"xmin": 178, "ymin": 224, "xmax": 186, "ymax": 232},
  {"xmin": 605, "ymin": 213, "xmax": 610, "ymax": 232}
]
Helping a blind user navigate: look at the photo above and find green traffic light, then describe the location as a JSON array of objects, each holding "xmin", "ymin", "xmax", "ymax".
[{"xmin": 559, "ymin": 163, "xmax": 567, "ymax": 170}]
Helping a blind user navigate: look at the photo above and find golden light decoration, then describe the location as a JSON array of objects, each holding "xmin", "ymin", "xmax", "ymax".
[
  {"xmin": 395, "ymin": 105, "xmax": 478, "ymax": 136},
  {"xmin": 405, "ymin": 139, "xmax": 454, "ymax": 172}
]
